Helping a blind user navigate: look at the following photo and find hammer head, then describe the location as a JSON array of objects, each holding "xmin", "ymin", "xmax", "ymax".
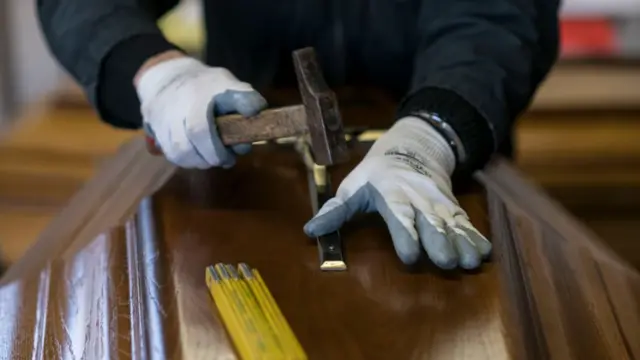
[{"xmin": 292, "ymin": 48, "xmax": 349, "ymax": 166}]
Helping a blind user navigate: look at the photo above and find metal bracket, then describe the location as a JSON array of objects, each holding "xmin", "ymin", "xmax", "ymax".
[{"xmin": 295, "ymin": 138, "xmax": 347, "ymax": 271}]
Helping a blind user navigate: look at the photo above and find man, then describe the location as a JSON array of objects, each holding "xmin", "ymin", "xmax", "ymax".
[{"xmin": 37, "ymin": 0, "xmax": 560, "ymax": 270}]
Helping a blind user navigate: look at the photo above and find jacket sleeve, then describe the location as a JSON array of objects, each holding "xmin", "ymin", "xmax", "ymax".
[
  {"xmin": 37, "ymin": 0, "xmax": 180, "ymax": 128},
  {"xmin": 397, "ymin": 0, "xmax": 560, "ymax": 174}
]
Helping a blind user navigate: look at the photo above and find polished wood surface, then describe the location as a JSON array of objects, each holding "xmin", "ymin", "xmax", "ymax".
[
  {"xmin": 480, "ymin": 160, "xmax": 640, "ymax": 359},
  {"xmin": 1, "ymin": 133, "xmax": 639, "ymax": 359},
  {"xmin": 0, "ymin": 139, "xmax": 509, "ymax": 359},
  {"xmin": 2, "ymin": 81, "xmax": 640, "ymax": 358},
  {"xmin": 0, "ymin": 106, "xmax": 137, "ymax": 264},
  {"xmin": 152, "ymin": 148, "xmax": 506, "ymax": 359},
  {"xmin": 0, "ymin": 138, "xmax": 173, "ymax": 284}
]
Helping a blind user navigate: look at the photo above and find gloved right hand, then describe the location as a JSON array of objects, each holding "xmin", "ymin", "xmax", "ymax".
[{"xmin": 135, "ymin": 56, "xmax": 267, "ymax": 169}]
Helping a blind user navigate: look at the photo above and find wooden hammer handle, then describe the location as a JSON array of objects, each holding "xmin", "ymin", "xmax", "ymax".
[{"xmin": 145, "ymin": 105, "xmax": 307, "ymax": 155}]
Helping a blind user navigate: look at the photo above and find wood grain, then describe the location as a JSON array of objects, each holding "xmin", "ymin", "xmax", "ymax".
[
  {"xmin": 217, "ymin": 105, "xmax": 307, "ymax": 144},
  {"xmin": 531, "ymin": 63, "xmax": 640, "ymax": 111},
  {"xmin": 1, "ymin": 133, "xmax": 638, "ymax": 359},
  {"xmin": 478, "ymin": 159, "xmax": 640, "ymax": 359},
  {"xmin": 0, "ymin": 137, "xmax": 175, "ymax": 285},
  {"xmin": 0, "ymin": 142, "xmax": 508, "ymax": 359}
]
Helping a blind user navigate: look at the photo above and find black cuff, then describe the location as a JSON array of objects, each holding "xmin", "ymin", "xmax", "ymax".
[
  {"xmin": 97, "ymin": 35, "xmax": 182, "ymax": 129},
  {"xmin": 396, "ymin": 87, "xmax": 495, "ymax": 177}
]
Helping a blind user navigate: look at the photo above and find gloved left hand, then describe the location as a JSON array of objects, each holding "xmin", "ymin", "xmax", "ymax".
[
  {"xmin": 303, "ymin": 117, "xmax": 492, "ymax": 269},
  {"xmin": 135, "ymin": 56, "xmax": 267, "ymax": 169}
]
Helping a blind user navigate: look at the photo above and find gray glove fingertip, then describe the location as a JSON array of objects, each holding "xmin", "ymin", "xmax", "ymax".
[
  {"xmin": 204, "ymin": 98, "xmax": 239, "ymax": 167},
  {"xmin": 447, "ymin": 228, "xmax": 482, "ymax": 270},
  {"xmin": 416, "ymin": 213, "xmax": 458, "ymax": 269},
  {"xmin": 214, "ymin": 144, "xmax": 237, "ymax": 169},
  {"xmin": 232, "ymin": 143, "xmax": 252, "ymax": 155},
  {"xmin": 213, "ymin": 90, "xmax": 267, "ymax": 117},
  {"xmin": 304, "ymin": 200, "xmax": 349, "ymax": 237},
  {"xmin": 372, "ymin": 191, "xmax": 421, "ymax": 264},
  {"xmin": 234, "ymin": 91, "xmax": 268, "ymax": 117},
  {"xmin": 213, "ymin": 144, "xmax": 237, "ymax": 168},
  {"xmin": 304, "ymin": 187, "xmax": 369, "ymax": 237},
  {"xmin": 208, "ymin": 90, "xmax": 264, "ymax": 162},
  {"xmin": 387, "ymin": 225, "xmax": 421, "ymax": 265},
  {"xmin": 463, "ymin": 227, "xmax": 493, "ymax": 259}
]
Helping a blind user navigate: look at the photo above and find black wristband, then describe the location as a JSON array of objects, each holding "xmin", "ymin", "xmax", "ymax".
[{"xmin": 397, "ymin": 87, "xmax": 495, "ymax": 176}]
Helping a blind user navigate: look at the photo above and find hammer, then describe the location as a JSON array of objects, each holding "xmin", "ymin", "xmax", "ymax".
[{"xmin": 144, "ymin": 47, "xmax": 349, "ymax": 166}]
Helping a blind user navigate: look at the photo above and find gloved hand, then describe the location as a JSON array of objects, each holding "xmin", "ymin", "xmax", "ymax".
[
  {"xmin": 135, "ymin": 56, "xmax": 267, "ymax": 169},
  {"xmin": 304, "ymin": 117, "xmax": 492, "ymax": 269}
]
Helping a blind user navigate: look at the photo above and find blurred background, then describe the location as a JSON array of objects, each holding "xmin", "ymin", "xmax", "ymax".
[{"xmin": 0, "ymin": 0, "xmax": 639, "ymax": 270}]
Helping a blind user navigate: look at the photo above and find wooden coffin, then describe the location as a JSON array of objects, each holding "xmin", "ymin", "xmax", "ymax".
[{"xmin": 0, "ymin": 133, "xmax": 639, "ymax": 359}]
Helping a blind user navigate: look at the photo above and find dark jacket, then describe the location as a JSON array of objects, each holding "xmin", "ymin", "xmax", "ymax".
[{"xmin": 36, "ymin": 0, "xmax": 560, "ymax": 174}]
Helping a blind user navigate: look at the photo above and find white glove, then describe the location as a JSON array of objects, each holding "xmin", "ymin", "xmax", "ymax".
[
  {"xmin": 136, "ymin": 57, "xmax": 267, "ymax": 168},
  {"xmin": 304, "ymin": 117, "xmax": 492, "ymax": 269}
]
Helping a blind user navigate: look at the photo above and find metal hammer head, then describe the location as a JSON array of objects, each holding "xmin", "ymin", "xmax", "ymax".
[{"xmin": 292, "ymin": 48, "xmax": 349, "ymax": 166}]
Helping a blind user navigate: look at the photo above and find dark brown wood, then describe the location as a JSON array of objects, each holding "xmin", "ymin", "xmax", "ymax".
[
  {"xmin": 477, "ymin": 159, "xmax": 640, "ymax": 359},
  {"xmin": 1, "ymin": 133, "xmax": 639, "ymax": 359},
  {"xmin": 0, "ymin": 139, "xmax": 505, "ymax": 359},
  {"xmin": 0, "ymin": 138, "xmax": 175, "ymax": 285}
]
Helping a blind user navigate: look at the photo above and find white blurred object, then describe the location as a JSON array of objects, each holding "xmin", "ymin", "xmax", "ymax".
[
  {"xmin": 174, "ymin": 0, "xmax": 203, "ymax": 22},
  {"xmin": 7, "ymin": 0, "xmax": 63, "ymax": 108},
  {"xmin": 561, "ymin": 0, "xmax": 640, "ymax": 16}
]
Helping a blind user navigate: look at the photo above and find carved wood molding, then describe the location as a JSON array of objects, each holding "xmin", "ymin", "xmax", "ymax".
[
  {"xmin": 531, "ymin": 62, "xmax": 640, "ymax": 111},
  {"xmin": 0, "ymin": 138, "xmax": 175, "ymax": 285},
  {"xmin": 477, "ymin": 159, "xmax": 640, "ymax": 359},
  {"xmin": 0, "ymin": 136, "xmax": 638, "ymax": 359},
  {"xmin": 0, "ymin": 213, "xmax": 183, "ymax": 358}
]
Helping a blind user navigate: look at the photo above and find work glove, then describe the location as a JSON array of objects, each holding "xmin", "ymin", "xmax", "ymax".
[
  {"xmin": 136, "ymin": 57, "xmax": 267, "ymax": 168},
  {"xmin": 304, "ymin": 117, "xmax": 492, "ymax": 269}
]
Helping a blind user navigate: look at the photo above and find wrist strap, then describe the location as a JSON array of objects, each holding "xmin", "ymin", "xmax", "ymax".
[{"xmin": 409, "ymin": 111, "xmax": 467, "ymax": 166}]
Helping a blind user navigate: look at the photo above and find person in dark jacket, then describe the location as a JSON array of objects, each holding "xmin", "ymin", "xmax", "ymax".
[{"xmin": 37, "ymin": 0, "xmax": 560, "ymax": 270}]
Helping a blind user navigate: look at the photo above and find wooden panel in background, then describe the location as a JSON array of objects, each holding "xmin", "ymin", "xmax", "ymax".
[
  {"xmin": 515, "ymin": 109, "xmax": 640, "ymax": 271},
  {"xmin": 586, "ymin": 217, "xmax": 640, "ymax": 273},
  {"xmin": 0, "ymin": 106, "xmax": 139, "ymax": 265},
  {"xmin": 1, "ymin": 136, "xmax": 638, "ymax": 359},
  {"xmin": 516, "ymin": 110, "xmax": 640, "ymax": 211},
  {"xmin": 0, "ymin": 106, "xmax": 138, "ymax": 204},
  {"xmin": 479, "ymin": 159, "xmax": 640, "ymax": 359}
]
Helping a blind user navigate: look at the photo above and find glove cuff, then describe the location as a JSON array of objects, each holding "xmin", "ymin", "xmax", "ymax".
[
  {"xmin": 135, "ymin": 57, "xmax": 208, "ymax": 104},
  {"xmin": 369, "ymin": 116, "xmax": 456, "ymax": 176},
  {"xmin": 396, "ymin": 87, "xmax": 495, "ymax": 176}
]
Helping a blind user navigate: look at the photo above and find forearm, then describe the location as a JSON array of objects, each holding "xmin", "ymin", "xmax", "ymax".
[
  {"xmin": 98, "ymin": 36, "xmax": 183, "ymax": 129},
  {"xmin": 400, "ymin": 0, "xmax": 559, "ymax": 175},
  {"xmin": 36, "ymin": 0, "xmax": 180, "ymax": 127}
]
